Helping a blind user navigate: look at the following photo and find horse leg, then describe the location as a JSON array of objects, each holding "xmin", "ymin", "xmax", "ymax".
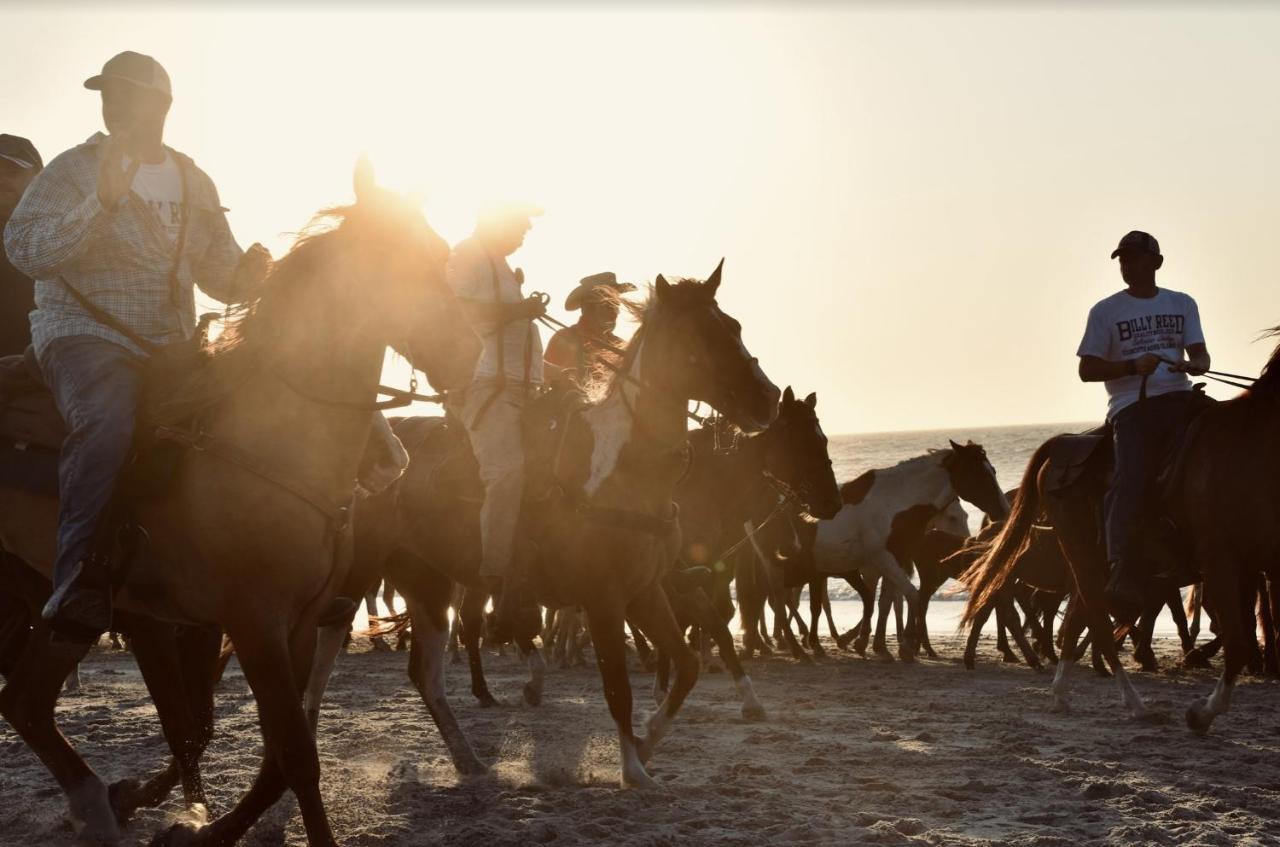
[
  {"xmin": 1050, "ymin": 595, "xmax": 1088, "ymax": 712},
  {"xmin": 874, "ymin": 555, "xmax": 920, "ymax": 661},
  {"xmin": 0, "ymin": 628, "xmax": 120, "ymax": 844},
  {"xmin": 963, "ymin": 601, "xmax": 993, "ymax": 669},
  {"xmin": 364, "ymin": 586, "xmax": 388, "ymax": 652},
  {"xmin": 517, "ymin": 635, "xmax": 546, "ymax": 707},
  {"xmin": 460, "ymin": 586, "xmax": 498, "ymax": 707},
  {"xmin": 917, "ymin": 577, "xmax": 940, "ymax": 659},
  {"xmin": 113, "ymin": 619, "xmax": 221, "ymax": 821},
  {"xmin": 995, "ymin": 603, "xmax": 1018, "ymax": 663},
  {"xmin": 1000, "ymin": 596, "xmax": 1042, "ymax": 671},
  {"xmin": 692, "ymin": 587, "xmax": 764, "ymax": 720},
  {"xmin": 629, "ymin": 619, "xmax": 656, "ymax": 670},
  {"xmin": 1187, "ymin": 562, "xmax": 1251, "ymax": 735},
  {"xmin": 1257, "ymin": 575, "xmax": 1279, "ymax": 677},
  {"xmin": 302, "ymin": 617, "xmax": 351, "ymax": 733},
  {"xmin": 1169, "ymin": 587, "xmax": 1195, "ymax": 656},
  {"xmin": 628, "ymin": 583, "xmax": 699, "ymax": 770},
  {"xmin": 584, "ymin": 601, "xmax": 654, "ymax": 789},
  {"xmin": 806, "ymin": 578, "xmax": 825, "ymax": 655},
  {"xmin": 872, "ymin": 580, "xmax": 894, "ymax": 660},
  {"xmin": 403, "ymin": 595, "xmax": 487, "ymax": 775},
  {"xmin": 158, "ymin": 623, "xmax": 334, "ymax": 847}
]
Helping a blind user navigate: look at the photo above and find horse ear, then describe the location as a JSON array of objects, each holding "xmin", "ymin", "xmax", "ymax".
[
  {"xmin": 706, "ymin": 258, "xmax": 724, "ymax": 296},
  {"xmin": 354, "ymin": 154, "xmax": 376, "ymax": 204},
  {"xmin": 949, "ymin": 439, "xmax": 962, "ymax": 451},
  {"xmin": 656, "ymin": 274, "xmax": 671, "ymax": 300},
  {"xmin": 804, "ymin": 392, "xmax": 817, "ymax": 408},
  {"xmin": 782, "ymin": 386, "xmax": 795, "ymax": 405}
]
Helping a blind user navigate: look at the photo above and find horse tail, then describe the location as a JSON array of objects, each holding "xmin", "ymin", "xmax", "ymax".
[
  {"xmin": 363, "ymin": 611, "xmax": 412, "ymax": 639},
  {"xmin": 960, "ymin": 439, "xmax": 1051, "ymax": 628}
]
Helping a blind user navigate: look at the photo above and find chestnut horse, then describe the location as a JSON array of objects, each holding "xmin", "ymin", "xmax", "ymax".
[{"xmin": 0, "ymin": 165, "xmax": 480, "ymax": 846}]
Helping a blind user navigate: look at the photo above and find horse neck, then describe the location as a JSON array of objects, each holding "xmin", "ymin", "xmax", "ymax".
[
  {"xmin": 581, "ymin": 331, "xmax": 689, "ymax": 501},
  {"xmin": 217, "ymin": 264, "xmax": 385, "ymax": 501}
]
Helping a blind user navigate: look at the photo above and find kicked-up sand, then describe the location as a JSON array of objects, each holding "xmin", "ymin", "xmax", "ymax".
[{"xmin": 1, "ymin": 635, "xmax": 1278, "ymax": 846}]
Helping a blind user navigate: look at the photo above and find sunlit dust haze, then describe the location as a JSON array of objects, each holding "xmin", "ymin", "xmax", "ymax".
[{"xmin": 5, "ymin": 5, "xmax": 1279, "ymax": 434}]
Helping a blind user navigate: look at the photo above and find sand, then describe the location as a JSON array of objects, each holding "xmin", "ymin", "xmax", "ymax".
[{"xmin": 2, "ymin": 635, "xmax": 1278, "ymax": 847}]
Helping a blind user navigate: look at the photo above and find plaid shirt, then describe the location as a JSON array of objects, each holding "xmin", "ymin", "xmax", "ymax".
[{"xmin": 3, "ymin": 132, "xmax": 251, "ymax": 358}]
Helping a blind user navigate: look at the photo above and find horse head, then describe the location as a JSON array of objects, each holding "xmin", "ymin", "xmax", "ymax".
[
  {"xmin": 644, "ymin": 259, "xmax": 779, "ymax": 432},
  {"xmin": 758, "ymin": 386, "xmax": 841, "ymax": 520},
  {"xmin": 941, "ymin": 440, "xmax": 1010, "ymax": 521},
  {"xmin": 343, "ymin": 157, "xmax": 481, "ymax": 391}
]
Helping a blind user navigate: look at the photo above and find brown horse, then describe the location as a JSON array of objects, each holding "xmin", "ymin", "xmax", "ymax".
[
  {"xmin": 0, "ymin": 163, "xmax": 480, "ymax": 845},
  {"xmin": 303, "ymin": 263, "xmax": 780, "ymax": 788},
  {"xmin": 1173, "ymin": 333, "xmax": 1280, "ymax": 733},
  {"xmin": 964, "ymin": 339, "xmax": 1280, "ymax": 727}
]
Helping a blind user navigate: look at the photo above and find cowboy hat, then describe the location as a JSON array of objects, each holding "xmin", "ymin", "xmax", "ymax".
[{"xmin": 565, "ymin": 271, "xmax": 636, "ymax": 311}]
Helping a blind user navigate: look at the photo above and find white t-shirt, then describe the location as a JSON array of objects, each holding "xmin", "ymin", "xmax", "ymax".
[
  {"xmin": 125, "ymin": 152, "xmax": 184, "ymax": 245},
  {"xmin": 446, "ymin": 235, "xmax": 544, "ymax": 384},
  {"xmin": 1076, "ymin": 287, "xmax": 1205, "ymax": 420}
]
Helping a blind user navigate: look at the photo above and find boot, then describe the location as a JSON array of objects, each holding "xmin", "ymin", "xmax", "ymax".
[
  {"xmin": 1104, "ymin": 559, "xmax": 1144, "ymax": 621},
  {"xmin": 42, "ymin": 555, "xmax": 112, "ymax": 642},
  {"xmin": 491, "ymin": 573, "xmax": 541, "ymax": 643}
]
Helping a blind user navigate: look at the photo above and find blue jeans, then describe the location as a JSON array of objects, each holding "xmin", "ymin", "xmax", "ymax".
[
  {"xmin": 1105, "ymin": 390, "xmax": 1196, "ymax": 566},
  {"xmin": 37, "ymin": 335, "xmax": 145, "ymax": 589}
]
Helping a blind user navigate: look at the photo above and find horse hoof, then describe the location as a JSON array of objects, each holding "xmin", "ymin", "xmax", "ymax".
[
  {"xmin": 872, "ymin": 649, "xmax": 894, "ymax": 664},
  {"xmin": 149, "ymin": 821, "xmax": 200, "ymax": 847},
  {"xmin": 1000, "ymin": 652, "xmax": 1019, "ymax": 664},
  {"xmin": 622, "ymin": 766, "xmax": 659, "ymax": 790},
  {"xmin": 741, "ymin": 704, "xmax": 767, "ymax": 722},
  {"xmin": 963, "ymin": 657, "xmax": 976, "ymax": 670},
  {"xmin": 1186, "ymin": 699, "xmax": 1214, "ymax": 736},
  {"xmin": 1183, "ymin": 655, "xmax": 1212, "ymax": 671},
  {"xmin": 476, "ymin": 693, "xmax": 499, "ymax": 708},
  {"xmin": 450, "ymin": 652, "xmax": 462, "ymax": 665},
  {"xmin": 1051, "ymin": 697, "xmax": 1071, "ymax": 713},
  {"xmin": 455, "ymin": 756, "xmax": 491, "ymax": 778},
  {"xmin": 107, "ymin": 778, "xmax": 144, "ymax": 824},
  {"xmin": 370, "ymin": 637, "xmax": 391, "ymax": 653},
  {"xmin": 523, "ymin": 682, "xmax": 543, "ymax": 707}
]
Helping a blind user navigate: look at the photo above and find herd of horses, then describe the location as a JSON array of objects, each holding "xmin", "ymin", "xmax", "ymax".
[{"xmin": 1, "ymin": 167, "xmax": 1278, "ymax": 846}]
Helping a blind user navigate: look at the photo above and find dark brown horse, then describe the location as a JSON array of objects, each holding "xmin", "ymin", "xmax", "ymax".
[
  {"xmin": 304, "ymin": 263, "xmax": 780, "ymax": 787},
  {"xmin": 0, "ymin": 164, "xmax": 480, "ymax": 845},
  {"xmin": 656, "ymin": 387, "xmax": 842, "ymax": 718}
]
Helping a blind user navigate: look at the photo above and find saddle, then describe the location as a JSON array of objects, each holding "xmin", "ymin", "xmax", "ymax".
[{"xmin": 1042, "ymin": 424, "xmax": 1112, "ymax": 495}]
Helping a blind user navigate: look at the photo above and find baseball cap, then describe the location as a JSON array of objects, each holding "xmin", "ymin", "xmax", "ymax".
[
  {"xmin": 0, "ymin": 134, "xmax": 42, "ymax": 171},
  {"xmin": 1110, "ymin": 230, "xmax": 1160, "ymax": 259},
  {"xmin": 477, "ymin": 201, "xmax": 544, "ymax": 228},
  {"xmin": 84, "ymin": 51, "xmax": 172, "ymax": 100}
]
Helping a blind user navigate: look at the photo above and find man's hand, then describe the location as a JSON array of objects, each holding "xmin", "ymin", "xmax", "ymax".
[
  {"xmin": 236, "ymin": 242, "xmax": 273, "ymax": 287},
  {"xmin": 511, "ymin": 296, "xmax": 547, "ymax": 322},
  {"xmin": 1132, "ymin": 353, "xmax": 1161, "ymax": 376},
  {"xmin": 96, "ymin": 133, "xmax": 140, "ymax": 210}
]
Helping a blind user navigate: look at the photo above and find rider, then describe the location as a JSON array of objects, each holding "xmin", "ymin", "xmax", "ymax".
[
  {"xmin": 444, "ymin": 203, "xmax": 547, "ymax": 639},
  {"xmin": 2, "ymin": 52, "xmax": 271, "ymax": 638},
  {"xmin": 0, "ymin": 134, "xmax": 43, "ymax": 356},
  {"xmin": 1076, "ymin": 230, "xmax": 1209, "ymax": 618},
  {"xmin": 543, "ymin": 271, "xmax": 633, "ymax": 390}
]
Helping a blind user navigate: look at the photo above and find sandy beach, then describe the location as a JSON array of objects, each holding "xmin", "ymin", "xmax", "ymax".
[{"xmin": 2, "ymin": 633, "xmax": 1277, "ymax": 847}]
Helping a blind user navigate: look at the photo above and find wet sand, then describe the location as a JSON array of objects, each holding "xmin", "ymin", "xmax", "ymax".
[{"xmin": 2, "ymin": 635, "xmax": 1277, "ymax": 846}]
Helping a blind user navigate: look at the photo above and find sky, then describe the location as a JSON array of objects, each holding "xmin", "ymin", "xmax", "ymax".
[{"xmin": 4, "ymin": 4, "xmax": 1279, "ymax": 435}]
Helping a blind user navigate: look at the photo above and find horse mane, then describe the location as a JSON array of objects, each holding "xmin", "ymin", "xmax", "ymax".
[
  {"xmin": 146, "ymin": 205, "xmax": 367, "ymax": 425},
  {"xmin": 1247, "ymin": 326, "xmax": 1280, "ymax": 396}
]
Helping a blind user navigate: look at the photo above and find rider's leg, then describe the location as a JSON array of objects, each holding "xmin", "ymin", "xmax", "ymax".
[
  {"xmin": 37, "ymin": 335, "xmax": 145, "ymax": 638},
  {"xmin": 454, "ymin": 383, "xmax": 539, "ymax": 640}
]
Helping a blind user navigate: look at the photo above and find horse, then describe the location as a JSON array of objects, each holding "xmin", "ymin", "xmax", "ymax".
[
  {"xmin": 961, "ymin": 344, "xmax": 1280, "ymax": 726},
  {"xmin": 0, "ymin": 162, "xmax": 481, "ymax": 846},
  {"xmin": 304, "ymin": 262, "xmax": 780, "ymax": 787},
  {"xmin": 656, "ymin": 386, "xmax": 842, "ymax": 718},
  {"xmin": 806, "ymin": 442, "xmax": 1008, "ymax": 660}
]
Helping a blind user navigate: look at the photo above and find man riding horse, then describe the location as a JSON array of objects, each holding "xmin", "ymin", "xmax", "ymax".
[
  {"xmin": 2, "ymin": 51, "xmax": 272, "ymax": 638},
  {"xmin": 1076, "ymin": 230, "xmax": 1209, "ymax": 618},
  {"xmin": 0, "ymin": 134, "xmax": 43, "ymax": 357},
  {"xmin": 444, "ymin": 203, "xmax": 548, "ymax": 639},
  {"xmin": 543, "ymin": 271, "xmax": 634, "ymax": 389}
]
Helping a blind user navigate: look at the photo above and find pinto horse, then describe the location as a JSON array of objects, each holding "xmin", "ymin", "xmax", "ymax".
[
  {"xmin": 0, "ymin": 164, "xmax": 481, "ymax": 846},
  {"xmin": 807, "ymin": 442, "xmax": 1009, "ymax": 660}
]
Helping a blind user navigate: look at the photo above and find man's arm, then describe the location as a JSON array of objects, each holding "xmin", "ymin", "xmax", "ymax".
[
  {"xmin": 1175, "ymin": 343, "xmax": 1210, "ymax": 376},
  {"xmin": 190, "ymin": 173, "xmax": 269, "ymax": 304},
  {"xmin": 3, "ymin": 158, "xmax": 111, "ymax": 279},
  {"xmin": 1078, "ymin": 353, "xmax": 1160, "ymax": 382}
]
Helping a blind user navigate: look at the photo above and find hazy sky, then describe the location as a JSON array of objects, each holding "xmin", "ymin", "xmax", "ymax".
[{"xmin": 5, "ymin": 5, "xmax": 1279, "ymax": 434}]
